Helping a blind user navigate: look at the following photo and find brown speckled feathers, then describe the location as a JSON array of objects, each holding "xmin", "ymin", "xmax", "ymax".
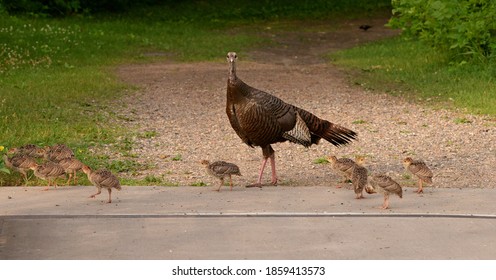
[
  {"xmin": 368, "ymin": 174, "xmax": 403, "ymax": 198},
  {"xmin": 226, "ymin": 52, "xmax": 356, "ymax": 150},
  {"xmin": 404, "ymin": 157, "xmax": 433, "ymax": 184},
  {"xmin": 202, "ymin": 160, "xmax": 241, "ymax": 179}
]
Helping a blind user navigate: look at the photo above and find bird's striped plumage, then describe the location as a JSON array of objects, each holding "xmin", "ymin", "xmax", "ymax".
[
  {"xmin": 351, "ymin": 160, "xmax": 367, "ymax": 199},
  {"xmin": 82, "ymin": 165, "xmax": 121, "ymax": 203}
]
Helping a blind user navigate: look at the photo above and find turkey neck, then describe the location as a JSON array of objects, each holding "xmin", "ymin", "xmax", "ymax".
[
  {"xmin": 227, "ymin": 58, "xmax": 249, "ymax": 103},
  {"xmin": 228, "ymin": 56, "xmax": 237, "ymax": 85}
]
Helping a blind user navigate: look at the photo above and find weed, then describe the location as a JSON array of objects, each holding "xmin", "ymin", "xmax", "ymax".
[
  {"xmin": 172, "ymin": 154, "xmax": 182, "ymax": 161},
  {"xmin": 352, "ymin": 119, "xmax": 367, "ymax": 124},
  {"xmin": 454, "ymin": 117, "xmax": 472, "ymax": 124},
  {"xmin": 313, "ymin": 157, "xmax": 329, "ymax": 164},
  {"xmin": 108, "ymin": 159, "xmax": 143, "ymax": 173},
  {"xmin": 0, "ymin": 145, "xmax": 10, "ymax": 174},
  {"xmin": 191, "ymin": 181, "xmax": 207, "ymax": 187},
  {"xmin": 119, "ymin": 137, "xmax": 134, "ymax": 152},
  {"xmin": 144, "ymin": 174, "xmax": 163, "ymax": 184},
  {"xmin": 140, "ymin": 130, "xmax": 157, "ymax": 139}
]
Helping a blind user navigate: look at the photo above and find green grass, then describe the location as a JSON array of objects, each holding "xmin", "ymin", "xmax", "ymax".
[
  {"xmin": 330, "ymin": 37, "xmax": 496, "ymax": 115},
  {"xmin": 313, "ymin": 157, "xmax": 329, "ymax": 164},
  {"xmin": 0, "ymin": 0, "xmax": 391, "ymax": 185}
]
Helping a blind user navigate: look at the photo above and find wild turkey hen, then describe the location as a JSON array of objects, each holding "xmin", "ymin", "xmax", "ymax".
[
  {"xmin": 226, "ymin": 52, "xmax": 357, "ymax": 188},
  {"xmin": 82, "ymin": 165, "xmax": 121, "ymax": 203}
]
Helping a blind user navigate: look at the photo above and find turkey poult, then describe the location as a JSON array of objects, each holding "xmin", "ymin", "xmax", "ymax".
[
  {"xmin": 29, "ymin": 161, "xmax": 66, "ymax": 190},
  {"xmin": 226, "ymin": 52, "xmax": 357, "ymax": 188},
  {"xmin": 327, "ymin": 155, "xmax": 357, "ymax": 185},
  {"xmin": 58, "ymin": 157, "xmax": 84, "ymax": 185},
  {"xmin": 351, "ymin": 156, "xmax": 367, "ymax": 199},
  {"xmin": 200, "ymin": 160, "xmax": 242, "ymax": 192},
  {"xmin": 366, "ymin": 174, "xmax": 403, "ymax": 209},
  {"xmin": 403, "ymin": 157, "xmax": 433, "ymax": 194},
  {"xmin": 42, "ymin": 144, "xmax": 75, "ymax": 163},
  {"xmin": 8, "ymin": 144, "xmax": 44, "ymax": 158},
  {"xmin": 3, "ymin": 154, "xmax": 38, "ymax": 185},
  {"xmin": 82, "ymin": 165, "xmax": 121, "ymax": 203}
]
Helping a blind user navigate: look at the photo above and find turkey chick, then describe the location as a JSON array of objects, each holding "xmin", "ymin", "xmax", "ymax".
[
  {"xmin": 3, "ymin": 154, "xmax": 38, "ymax": 185},
  {"xmin": 367, "ymin": 174, "xmax": 403, "ymax": 209},
  {"xmin": 29, "ymin": 161, "xmax": 66, "ymax": 190},
  {"xmin": 327, "ymin": 155, "xmax": 356, "ymax": 186},
  {"xmin": 403, "ymin": 157, "xmax": 433, "ymax": 194},
  {"xmin": 201, "ymin": 160, "xmax": 242, "ymax": 192},
  {"xmin": 351, "ymin": 156, "xmax": 367, "ymax": 199},
  {"xmin": 8, "ymin": 144, "xmax": 44, "ymax": 158},
  {"xmin": 42, "ymin": 144, "xmax": 75, "ymax": 163},
  {"xmin": 82, "ymin": 165, "xmax": 121, "ymax": 203},
  {"xmin": 58, "ymin": 157, "xmax": 84, "ymax": 185}
]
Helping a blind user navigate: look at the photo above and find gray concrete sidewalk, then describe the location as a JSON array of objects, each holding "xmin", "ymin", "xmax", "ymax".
[{"xmin": 1, "ymin": 186, "xmax": 495, "ymax": 259}]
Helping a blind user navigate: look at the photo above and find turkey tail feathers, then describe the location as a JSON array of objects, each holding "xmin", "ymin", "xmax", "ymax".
[
  {"xmin": 321, "ymin": 123, "xmax": 357, "ymax": 147},
  {"xmin": 295, "ymin": 107, "xmax": 357, "ymax": 147},
  {"xmin": 282, "ymin": 112, "xmax": 312, "ymax": 147}
]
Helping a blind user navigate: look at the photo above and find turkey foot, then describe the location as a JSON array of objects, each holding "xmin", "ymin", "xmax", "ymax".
[
  {"xmin": 416, "ymin": 180, "xmax": 424, "ymax": 193},
  {"xmin": 246, "ymin": 183, "xmax": 262, "ymax": 188}
]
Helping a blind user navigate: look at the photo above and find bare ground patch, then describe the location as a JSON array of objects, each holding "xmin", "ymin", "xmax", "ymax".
[{"xmin": 109, "ymin": 16, "xmax": 496, "ymax": 191}]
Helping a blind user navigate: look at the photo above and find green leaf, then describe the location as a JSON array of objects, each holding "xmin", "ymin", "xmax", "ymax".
[{"xmin": 0, "ymin": 167, "xmax": 11, "ymax": 174}]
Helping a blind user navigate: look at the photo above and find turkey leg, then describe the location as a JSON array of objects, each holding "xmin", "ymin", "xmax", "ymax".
[
  {"xmin": 381, "ymin": 194, "xmax": 390, "ymax": 209},
  {"xmin": 417, "ymin": 178, "xmax": 423, "ymax": 194},
  {"xmin": 107, "ymin": 188, "xmax": 112, "ymax": 203},
  {"xmin": 216, "ymin": 178, "xmax": 224, "ymax": 192},
  {"xmin": 246, "ymin": 157, "xmax": 268, "ymax": 188},
  {"xmin": 90, "ymin": 188, "xmax": 102, "ymax": 198},
  {"xmin": 229, "ymin": 175, "xmax": 234, "ymax": 191},
  {"xmin": 269, "ymin": 153, "xmax": 278, "ymax": 185}
]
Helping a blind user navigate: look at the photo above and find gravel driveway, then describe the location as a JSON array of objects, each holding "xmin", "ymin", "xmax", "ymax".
[{"xmin": 111, "ymin": 16, "xmax": 496, "ymax": 190}]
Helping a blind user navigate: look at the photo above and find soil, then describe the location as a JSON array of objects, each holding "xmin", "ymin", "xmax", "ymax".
[{"xmin": 110, "ymin": 16, "xmax": 496, "ymax": 190}]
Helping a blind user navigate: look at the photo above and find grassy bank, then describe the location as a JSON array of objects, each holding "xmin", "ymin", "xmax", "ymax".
[{"xmin": 331, "ymin": 37, "xmax": 496, "ymax": 116}]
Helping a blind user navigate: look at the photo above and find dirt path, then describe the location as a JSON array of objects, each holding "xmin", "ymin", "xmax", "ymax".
[{"xmin": 111, "ymin": 16, "xmax": 496, "ymax": 191}]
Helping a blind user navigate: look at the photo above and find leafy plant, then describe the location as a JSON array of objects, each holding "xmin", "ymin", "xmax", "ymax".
[
  {"xmin": 172, "ymin": 154, "xmax": 182, "ymax": 161},
  {"xmin": 108, "ymin": 159, "xmax": 143, "ymax": 173},
  {"xmin": 454, "ymin": 117, "xmax": 472, "ymax": 124},
  {"xmin": 313, "ymin": 157, "xmax": 329, "ymax": 164},
  {"xmin": 389, "ymin": 0, "xmax": 496, "ymax": 62},
  {"xmin": 139, "ymin": 130, "xmax": 157, "ymax": 139},
  {"xmin": 144, "ymin": 174, "xmax": 162, "ymax": 184},
  {"xmin": 352, "ymin": 119, "xmax": 367, "ymax": 124},
  {"xmin": 191, "ymin": 181, "xmax": 207, "ymax": 187},
  {"xmin": 0, "ymin": 146, "xmax": 10, "ymax": 174}
]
